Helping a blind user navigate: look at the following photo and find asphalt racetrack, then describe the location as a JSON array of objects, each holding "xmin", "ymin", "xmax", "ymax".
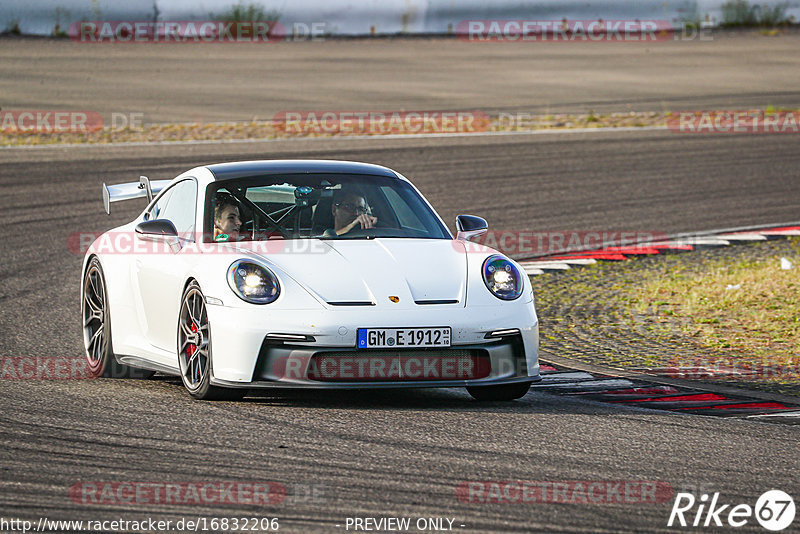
[
  {"xmin": 2, "ymin": 33, "xmax": 800, "ymax": 121},
  {"xmin": 2, "ymin": 35, "xmax": 800, "ymax": 533}
]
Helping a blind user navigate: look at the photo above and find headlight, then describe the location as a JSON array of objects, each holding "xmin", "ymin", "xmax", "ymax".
[
  {"xmin": 227, "ymin": 260, "xmax": 280, "ymax": 304},
  {"xmin": 482, "ymin": 255, "xmax": 523, "ymax": 300}
]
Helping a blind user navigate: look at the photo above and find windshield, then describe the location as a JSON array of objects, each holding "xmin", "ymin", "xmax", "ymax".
[{"xmin": 205, "ymin": 173, "xmax": 451, "ymax": 242}]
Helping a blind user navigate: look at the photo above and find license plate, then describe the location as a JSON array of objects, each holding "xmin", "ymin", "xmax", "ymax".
[{"xmin": 357, "ymin": 327, "xmax": 451, "ymax": 349}]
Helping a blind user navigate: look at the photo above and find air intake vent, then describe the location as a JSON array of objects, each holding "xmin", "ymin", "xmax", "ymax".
[
  {"xmin": 415, "ymin": 299, "xmax": 459, "ymax": 305},
  {"xmin": 326, "ymin": 301, "xmax": 375, "ymax": 306},
  {"xmin": 307, "ymin": 350, "xmax": 491, "ymax": 381}
]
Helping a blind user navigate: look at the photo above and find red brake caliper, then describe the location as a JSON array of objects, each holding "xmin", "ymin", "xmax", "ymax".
[{"xmin": 187, "ymin": 321, "xmax": 198, "ymax": 380}]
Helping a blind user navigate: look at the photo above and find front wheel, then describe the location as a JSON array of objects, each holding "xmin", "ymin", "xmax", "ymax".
[
  {"xmin": 178, "ymin": 281, "xmax": 244, "ymax": 401},
  {"xmin": 466, "ymin": 381, "xmax": 532, "ymax": 401}
]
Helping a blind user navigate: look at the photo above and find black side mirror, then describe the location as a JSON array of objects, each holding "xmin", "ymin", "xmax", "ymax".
[
  {"xmin": 135, "ymin": 219, "xmax": 182, "ymax": 252},
  {"xmin": 455, "ymin": 214, "xmax": 488, "ymax": 241},
  {"xmin": 135, "ymin": 219, "xmax": 178, "ymax": 237}
]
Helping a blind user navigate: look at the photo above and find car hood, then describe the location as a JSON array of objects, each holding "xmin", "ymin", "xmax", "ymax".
[{"xmin": 236, "ymin": 238, "xmax": 468, "ymax": 308}]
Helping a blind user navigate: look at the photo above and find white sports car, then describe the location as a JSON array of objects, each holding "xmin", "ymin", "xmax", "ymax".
[{"xmin": 82, "ymin": 160, "xmax": 540, "ymax": 400}]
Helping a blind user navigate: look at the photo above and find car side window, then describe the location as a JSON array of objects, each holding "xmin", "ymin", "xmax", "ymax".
[
  {"xmin": 158, "ymin": 179, "xmax": 198, "ymax": 237},
  {"xmin": 146, "ymin": 188, "xmax": 173, "ymax": 221},
  {"xmin": 381, "ymin": 186, "xmax": 425, "ymax": 231}
]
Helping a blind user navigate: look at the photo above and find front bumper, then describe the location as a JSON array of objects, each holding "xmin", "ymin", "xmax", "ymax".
[{"xmin": 205, "ymin": 303, "xmax": 539, "ymax": 389}]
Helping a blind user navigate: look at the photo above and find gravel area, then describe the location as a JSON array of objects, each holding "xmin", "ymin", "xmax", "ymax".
[{"xmin": 534, "ymin": 237, "xmax": 800, "ymax": 397}]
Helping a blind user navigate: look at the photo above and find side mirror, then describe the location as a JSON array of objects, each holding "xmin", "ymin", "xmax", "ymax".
[
  {"xmin": 135, "ymin": 219, "xmax": 181, "ymax": 252},
  {"xmin": 455, "ymin": 214, "xmax": 488, "ymax": 241}
]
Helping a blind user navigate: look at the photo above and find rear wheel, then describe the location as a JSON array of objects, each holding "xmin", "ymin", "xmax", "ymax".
[
  {"xmin": 82, "ymin": 258, "xmax": 154, "ymax": 379},
  {"xmin": 467, "ymin": 381, "xmax": 532, "ymax": 401},
  {"xmin": 178, "ymin": 281, "xmax": 244, "ymax": 401}
]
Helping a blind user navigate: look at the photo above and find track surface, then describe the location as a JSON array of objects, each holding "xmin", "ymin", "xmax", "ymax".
[
  {"xmin": 1, "ymin": 130, "xmax": 799, "ymax": 532},
  {"xmin": 2, "ymin": 33, "xmax": 800, "ymax": 121}
]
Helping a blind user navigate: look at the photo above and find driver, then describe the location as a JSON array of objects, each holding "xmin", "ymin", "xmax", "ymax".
[
  {"xmin": 331, "ymin": 189, "xmax": 377, "ymax": 235},
  {"xmin": 213, "ymin": 194, "xmax": 242, "ymax": 241}
]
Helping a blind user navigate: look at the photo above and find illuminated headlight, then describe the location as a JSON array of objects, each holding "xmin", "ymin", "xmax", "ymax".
[
  {"xmin": 482, "ymin": 255, "xmax": 523, "ymax": 300},
  {"xmin": 227, "ymin": 260, "xmax": 280, "ymax": 304}
]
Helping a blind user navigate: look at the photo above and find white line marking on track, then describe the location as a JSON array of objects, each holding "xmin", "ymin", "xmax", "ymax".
[
  {"xmin": 519, "ymin": 262, "xmax": 571, "ymax": 271},
  {"xmin": 745, "ymin": 410, "xmax": 800, "ymax": 418},
  {"xmin": 523, "ymin": 267, "xmax": 545, "ymax": 276},
  {"xmin": 663, "ymin": 238, "xmax": 731, "ymax": 247},
  {"xmin": 541, "ymin": 372, "xmax": 596, "ymax": 382},
  {"xmin": 536, "ymin": 258, "xmax": 598, "ymax": 266},
  {"xmin": 760, "ymin": 229, "xmax": 800, "ymax": 236},
  {"xmin": 716, "ymin": 233, "xmax": 768, "ymax": 241},
  {"xmin": 534, "ymin": 379, "xmax": 635, "ymax": 390}
]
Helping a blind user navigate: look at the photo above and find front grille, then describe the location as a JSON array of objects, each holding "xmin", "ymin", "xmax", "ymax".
[{"xmin": 307, "ymin": 349, "xmax": 491, "ymax": 381}]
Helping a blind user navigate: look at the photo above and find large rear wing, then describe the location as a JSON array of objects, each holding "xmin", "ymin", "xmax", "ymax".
[{"xmin": 102, "ymin": 176, "xmax": 172, "ymax": 214}]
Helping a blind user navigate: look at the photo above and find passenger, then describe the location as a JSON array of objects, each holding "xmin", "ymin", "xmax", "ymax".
[
  {"xmin": 331, "ymin": 189, "xmax": 377, "ymax": 235},
  {"xmin": 213, "ymin": 194, "xmax": 242, "ymax": 241}
]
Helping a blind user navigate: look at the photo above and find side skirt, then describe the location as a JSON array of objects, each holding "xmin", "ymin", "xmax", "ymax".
[{"xmin": 116, "ymin": 354, "xmax": 180, "ymax": 376}]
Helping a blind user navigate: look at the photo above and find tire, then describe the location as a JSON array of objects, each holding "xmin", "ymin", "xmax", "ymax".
[
  {"xmin": 82, "ymin": 257, "xmax": 155, "ymax": 379},
  {"xmin": 466, "ymin": 381, "xmax": 532, "ymax": 401},
  {"xmin": 177, "ymin": 281, "xmax": 245, "ymax": 401}
]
